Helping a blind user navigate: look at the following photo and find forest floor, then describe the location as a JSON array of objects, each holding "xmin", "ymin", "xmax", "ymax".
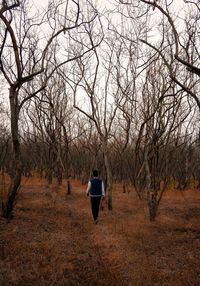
[{"xmin": 0, "ymin": 177, "xmax": 200, "ymax": 286}]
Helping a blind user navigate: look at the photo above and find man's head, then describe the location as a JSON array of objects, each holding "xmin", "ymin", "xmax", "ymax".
[{"xmin": 93, "ymin": 170, "xmax": 98, "ymax": 177}]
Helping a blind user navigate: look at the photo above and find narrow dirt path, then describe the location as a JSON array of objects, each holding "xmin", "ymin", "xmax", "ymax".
[{"xmin": 59, "ymin": 184, "xmax": 120, "ymax": 286}]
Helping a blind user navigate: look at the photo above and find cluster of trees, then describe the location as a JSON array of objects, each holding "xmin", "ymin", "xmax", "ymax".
[{"xmin": 0, "ymin": 0, "xmax": 199, "ymax": 220}]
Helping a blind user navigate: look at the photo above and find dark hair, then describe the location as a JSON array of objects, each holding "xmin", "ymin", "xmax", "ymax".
[{"xmin": 93, "ymin": 170, "xmax": 98, "ymax": 177}]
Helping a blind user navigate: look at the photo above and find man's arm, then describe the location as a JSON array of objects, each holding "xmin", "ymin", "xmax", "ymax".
[
  {"xmin": 86, "ymin": 181, "xmax": 91, "ymax": 196},
  {"xmin": 101, "ymin": 181, "xmax": 105, "ymax": 197}
]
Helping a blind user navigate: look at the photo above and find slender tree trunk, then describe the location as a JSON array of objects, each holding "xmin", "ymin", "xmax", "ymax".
[
  {"xmin": 47, "ymin": 169, "xmax": 53, "ymax": 185},
  {"xmin": 103, "ymin": 142, "xmax": 113, "ymax": 210},
  {"xmin": 64, "ymin": 142, "xmax": 71, "ymax": 195},
  {"xmin": 144, "ymin": 146, "xmax": 157, "ymax": 221},
  {"xmin": 67, "ymin": 178, "xmax": 71, "ymax": 195},
  {"xmin": 57, "ymin": 169, "xmax": 62, "ymax": 185},
  {"xmin": 56, "ymin": 145, "xmax": 63, "ymax": 185},
  {"xmin": 123, "ymin": 181, "xmax": 127, "ymax": 193},
  {"xmin": 3, "ymin": 87, "xmax": 22, "ymax": 219}
]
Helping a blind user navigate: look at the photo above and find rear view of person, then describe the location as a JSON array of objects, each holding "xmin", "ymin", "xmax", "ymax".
[{"xmin": 86, "ymin": 170, "xmax": 105, "ymax": 224}]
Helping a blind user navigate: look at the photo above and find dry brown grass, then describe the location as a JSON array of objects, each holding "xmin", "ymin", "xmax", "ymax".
[{"xmin": 0, "ymin": 176, "xmax": 200, "ymax": 286}]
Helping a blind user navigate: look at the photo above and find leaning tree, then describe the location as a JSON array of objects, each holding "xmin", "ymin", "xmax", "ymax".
[{"xmin": 0, "ymin": 0, "xmax": 103, "ymax": 218}]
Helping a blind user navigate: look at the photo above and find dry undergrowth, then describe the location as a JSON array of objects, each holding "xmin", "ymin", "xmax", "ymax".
[{"xmin": 0, "ymin": 176, "xmax": 200, "ymax": 286}]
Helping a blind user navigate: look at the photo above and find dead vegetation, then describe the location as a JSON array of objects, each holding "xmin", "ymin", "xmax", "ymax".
[{"xmin": 0, "ymin": 177, "xmax": 200, "ymax": 286}]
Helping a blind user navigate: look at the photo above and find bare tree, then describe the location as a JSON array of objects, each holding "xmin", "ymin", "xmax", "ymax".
[
  {"xmin": 0, "ymin": 0, "xmax": 103, "ymax": 218},
  {"xmin": 135, "ymin": 0, "xmax": 200, "ymax": 110},
  {"xmin": 116, "ymin": 0, "xmax": 200, "ymax": 219},
  {"xmin": 63, "ymin": 25, "xmax": 133, "ymax": 209}
]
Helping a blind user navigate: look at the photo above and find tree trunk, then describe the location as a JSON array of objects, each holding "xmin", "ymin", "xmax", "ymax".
[
  {"xmin": 3, "ymin": 87, "xmax": 22, "ymax": 219},
  {"xmin": 144, "ymin": 146, "xmax": 157, "ymax": 221},
  {"xmin": 67, "ymin": 178, "xmax": 71, "ymax": 195},
  {"xmin": 47, "ymin": 169, "xmax": 53, "ymax": 185},
  {"xmin": 103, "ymin": 143, "xmax": 113, "ymax": 210},
  {"xmin": 147, "ymin": 190, "xmax": 158, "ymax": 221},
  {"xmin": 56, "ymin": 165, "xmax": 62, "ymax": 185}
]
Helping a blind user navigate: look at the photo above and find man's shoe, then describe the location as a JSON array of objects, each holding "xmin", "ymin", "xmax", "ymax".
[{"xmin": 94, "ymin": 219, "xmax": 98, "ymax": 224}]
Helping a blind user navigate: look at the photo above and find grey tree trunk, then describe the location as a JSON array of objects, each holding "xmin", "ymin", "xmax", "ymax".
[
  {"xmin": 103, "ymin": 142, "xmax": 113, "ymax": 210},
  {"xmin": 3, "ymin": 87, "xmax": 22, "ymax": 219},
  {"xmin": 144, "ymin": 146, "xmax": 158, "ymax": 221}
]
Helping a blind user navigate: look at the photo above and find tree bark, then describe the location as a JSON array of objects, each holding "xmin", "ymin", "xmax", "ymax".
[
  {"xmin": 103, "ymin": 142, "xmax": 113, "ymax": 210},
  {"xmin": 67, "ymin": 178, "xmax": 71, "ymax": 195},
  {"xmin": 3, "ymin": 87, "xmax": 22, "ymax": 219},
  {"xmin": 144, "ymin": 146, "xmax": 157, "ymax": 221}
]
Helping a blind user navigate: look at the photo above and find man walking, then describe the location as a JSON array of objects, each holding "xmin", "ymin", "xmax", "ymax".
[{"xmin": 86, "ymin": 170, "xmax": 105, "ymax": 224}]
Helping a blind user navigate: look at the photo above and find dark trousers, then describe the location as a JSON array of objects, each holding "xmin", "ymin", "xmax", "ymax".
[{"xmin": 90, "ymin": 196, "xmax": 101, "ymax": 221}]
